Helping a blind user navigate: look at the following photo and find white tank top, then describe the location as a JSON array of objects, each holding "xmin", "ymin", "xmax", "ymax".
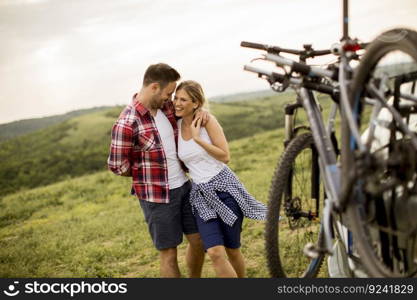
[
  {"xmin": 177, "ymin": 119, "xmax": 225, "ymax": 184},
  {"xmin": 154, "ymin": 110, "xmax": 188, "ymax": 189}
]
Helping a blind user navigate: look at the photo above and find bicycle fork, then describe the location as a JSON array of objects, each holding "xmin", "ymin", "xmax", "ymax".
[{"xmin": 283, "ymin": 101, "xmax": 303, "ymax": 147}]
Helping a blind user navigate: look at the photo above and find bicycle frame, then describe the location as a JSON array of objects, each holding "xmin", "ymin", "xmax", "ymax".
[
  {"xmin": 243, "ymin": 1, "xmax": 360, "ymax": 257},
  {"xmin": 293, "ymin": 17, "xmax": 367, "ymax": 257},
  {"xmin": 269, "ymin": 0, "xmax": 368, "ymax": 261},
  {"xmin": 290, "ymin": 87, "xmax": 340, "ymax": 254},
  {"xmin": 278, "ymin": 58, "xmax": 372, "ymax": 279}
]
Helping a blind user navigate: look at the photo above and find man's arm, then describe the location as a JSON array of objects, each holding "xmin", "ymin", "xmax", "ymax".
[
  {"xmin": 107, "ymin": 118, "xmax": 134, "ymax": 177},
  {"xmin": 194, "ymin": 108, "xmax": 210, "ymax": 126}
]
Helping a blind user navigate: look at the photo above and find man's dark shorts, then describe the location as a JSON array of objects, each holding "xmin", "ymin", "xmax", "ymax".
[{"xmin": 139, "ymin": 181, "xmax": 198, "ymax": 250}]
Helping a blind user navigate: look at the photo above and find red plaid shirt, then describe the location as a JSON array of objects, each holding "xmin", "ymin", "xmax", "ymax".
[{"xmin": 107, "ymin": 94, "xmax": 182, "ymax": 203}]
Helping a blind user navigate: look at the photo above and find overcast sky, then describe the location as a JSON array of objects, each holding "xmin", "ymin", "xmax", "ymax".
[{"xmin": 0, "ymin": 0, "xmax": 416, "ymax": 124}]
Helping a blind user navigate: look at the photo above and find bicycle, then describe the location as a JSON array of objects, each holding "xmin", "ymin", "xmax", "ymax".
[
  {"xmin": 241, "ymin": 0, "xmax": 417, "ymax": 277},
  {"xmin": 242, "ymin": 42, "xmax": 345, "ymax": 277}
]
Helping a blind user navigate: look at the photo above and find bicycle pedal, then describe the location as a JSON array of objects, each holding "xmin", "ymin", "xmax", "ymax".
[{"xmin": 303, "ymin": 242, "xmax": 320, "ymax": 259}]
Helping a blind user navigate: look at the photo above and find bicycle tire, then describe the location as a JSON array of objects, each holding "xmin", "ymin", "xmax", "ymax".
[
  {"xmin": 342, "ymin": 28, "xmax": 417, "ymax": 277},
  {"xmin": 265, "ymin": 132, "xmax": 325, "ymax": 277}
]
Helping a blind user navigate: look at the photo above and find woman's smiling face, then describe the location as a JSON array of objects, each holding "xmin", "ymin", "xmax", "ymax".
[{"xmin": 173, "ymin": 89, "xmax": 198, "ymax": 118}]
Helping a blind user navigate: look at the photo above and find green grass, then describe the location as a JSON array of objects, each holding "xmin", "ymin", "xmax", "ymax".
[{"xmin": 0, "ymin": 128, "xmax": 284, "ymax": 277}]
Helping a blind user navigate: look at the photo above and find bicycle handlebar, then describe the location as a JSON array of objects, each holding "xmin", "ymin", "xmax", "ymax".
[
  {"xmin": 243, "ymin": 64, "xmax": 299, "ymax": 83},
  {"xmin": 264, "ymin": 53, "xmax": 337, "ymax": 80},
  {"xmin": 240, "ymin": 41, "xmax": 270, "ymax": 51},
  {"xmin": 243, "ymin": 64, "xmax": 337, "ymax": 96},
  {"xmin": 241, "ymin": 41, "xmax": 332, "ymax": 58}
]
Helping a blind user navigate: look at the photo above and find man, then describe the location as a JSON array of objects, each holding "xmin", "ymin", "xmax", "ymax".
[{"xmin": 108, "ymin": 63, "xmax": 205, "ymax": 277}]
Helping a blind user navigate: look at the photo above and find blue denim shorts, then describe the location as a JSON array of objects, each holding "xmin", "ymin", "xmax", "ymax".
[{"xmin": 194, "ymin": 191, "xmax": 243, "ymax": 251}]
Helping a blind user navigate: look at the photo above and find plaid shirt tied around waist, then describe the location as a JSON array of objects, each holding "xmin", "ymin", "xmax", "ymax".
[
  {"xmin": 189, "ymin": 165, "xmax": 267, "ymax": 226},
  {"xmin": 107, "ymin": 95, "xmax": 181, "ymax": 203}
]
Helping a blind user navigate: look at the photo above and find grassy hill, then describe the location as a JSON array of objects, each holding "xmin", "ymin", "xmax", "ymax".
[
  {"xmin": 0, "ymin": 93, "xmax": 297, "ymax": 197},
  {"xmin": 0, "ymin": 106, "xmax": 112, "ymax": 143},
  {"xmin": 209, "ymin": 89, "xmax": 277, "ymax": 103}
]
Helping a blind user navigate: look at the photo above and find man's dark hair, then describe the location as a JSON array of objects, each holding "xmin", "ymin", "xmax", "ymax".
[{"xmin": 143, "ymin": 63, "xmax": 180, "ymax": 88}]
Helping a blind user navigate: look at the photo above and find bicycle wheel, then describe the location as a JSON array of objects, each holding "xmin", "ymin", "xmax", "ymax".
[
  {"xmin": 342, "ymin": 28, "xmax": 417, "ymax": 277},
  {"xmin": 266, "ymin": 132, "xmax": 325, "ymax": 277}
]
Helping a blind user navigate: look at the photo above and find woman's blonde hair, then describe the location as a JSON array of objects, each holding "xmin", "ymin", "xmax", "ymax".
[{"xmin": 176, "ymin": 80, "xmax": 209, "ymax": 111}]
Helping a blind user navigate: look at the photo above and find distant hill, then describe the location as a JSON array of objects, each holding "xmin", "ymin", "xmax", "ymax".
[
  {"xmin": 0, "ymin": 90, "xmax": 277, "ymax": 143},
  {"xmin": 209, "ymin": 89, "xmax": 278, "ymax": 103},
  {"xmin": 0, "ymin": 92, "xmax": 300, "ymax": 197},
  {"xmin": 0, "ymin": 106, "xmax": 113, "ymax": 142}
]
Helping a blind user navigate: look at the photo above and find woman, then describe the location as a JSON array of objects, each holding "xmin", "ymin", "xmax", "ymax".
[{"xmin": 173, "ymin": 80, "xmax": 267, "ymax": 278}]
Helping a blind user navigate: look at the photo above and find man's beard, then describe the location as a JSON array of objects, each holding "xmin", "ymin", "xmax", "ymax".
[{"xmin": 150, "ymin": 94, "xmax": 164, "ymax": 109}]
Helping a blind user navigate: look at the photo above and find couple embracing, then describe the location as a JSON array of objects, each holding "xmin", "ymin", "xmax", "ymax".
[{"xmin": 108, "ymin": 63, "xmax": 266, "ymax": 278}]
